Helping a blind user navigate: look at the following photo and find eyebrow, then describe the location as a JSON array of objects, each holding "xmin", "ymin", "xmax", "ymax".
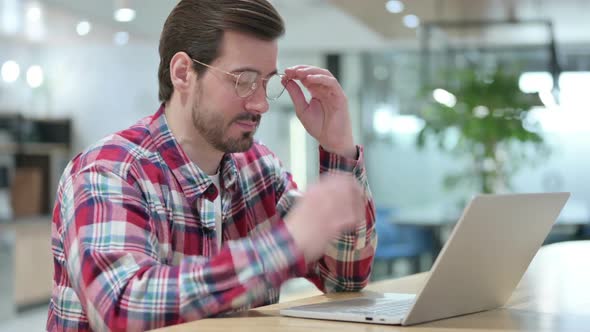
[{"xmin": 230, "ymin": 66, "xmax": 278, "ymax": 78}]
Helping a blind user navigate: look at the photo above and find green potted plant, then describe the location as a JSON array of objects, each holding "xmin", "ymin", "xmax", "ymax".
[{"xmin": 416, "ymin": 66, "xmax": 548, "ymax": 194}]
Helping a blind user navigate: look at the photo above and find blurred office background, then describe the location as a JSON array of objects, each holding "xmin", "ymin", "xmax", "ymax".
[{"xmin": 1, "ymin": 0, "xmax": 589, "ymax": 329}]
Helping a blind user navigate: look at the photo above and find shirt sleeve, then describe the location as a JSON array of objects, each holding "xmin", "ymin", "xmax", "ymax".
[
  {"xmin": 60, "ymin": 164, "xmax": 307, "ymax": 331},
  {"xmin": 275, "ymin": 145, "xmax": 377, "ymax": 293}
]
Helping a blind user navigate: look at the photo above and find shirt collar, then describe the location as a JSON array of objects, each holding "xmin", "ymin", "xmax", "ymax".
[{"xmin": 148, "ymin": 104, "xmax": 238, "ymax": 204}]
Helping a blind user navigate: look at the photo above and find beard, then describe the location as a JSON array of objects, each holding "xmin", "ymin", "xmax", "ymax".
[{"xmin": 191, "ymin": 103, "xmax": 261, "ymax": 153}]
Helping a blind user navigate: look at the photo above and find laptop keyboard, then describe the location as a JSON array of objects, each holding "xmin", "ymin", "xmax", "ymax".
[{"xmin": 339, "ymin": 298, "xmax": 414, "ymax": 316}]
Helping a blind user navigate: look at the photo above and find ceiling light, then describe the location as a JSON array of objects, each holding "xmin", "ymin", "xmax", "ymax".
[
  {"xmin": 114, "ymin": 31, "xmax": 130, "ymax": 46},
  {"xmin": 1, "ymin": 60, "xmax": 20, "ymax": 83},
  {"xmin": 403, "ymin": 14, "xmax": 420, "ymax": 28},
  {"xmin": 26, "ymin": 65, "xmax": 44, "ymax": 88},
  {"xmin": 24, "ymin": 2, "xmax": 45, "ymax": 40},
  {"xmin": 114, "ymin": 8, "xmax": 135, "ymax": 22},
  {"xmin": 385, "ymin": 0, "xmax": 404, "ymax": 14},
  {"xmin": 76, "ymin": 21, "xmax": 92, "ymax": 36},
  {"xmin": 26, "ymin": 4, "xmax": 41, "ymax": 22}
]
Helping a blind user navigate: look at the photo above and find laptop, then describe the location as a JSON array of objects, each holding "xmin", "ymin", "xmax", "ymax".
[{"xmin": 280, "ymin": 192, "xmax": 570, "ymax": 326}]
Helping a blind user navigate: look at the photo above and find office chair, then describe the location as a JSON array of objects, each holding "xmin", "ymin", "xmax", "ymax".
[{"xmin": 373, "ymin": 207, "xmax": 434, "ymax": 279}]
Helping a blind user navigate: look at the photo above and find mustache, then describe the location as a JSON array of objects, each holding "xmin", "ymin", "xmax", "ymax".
[{"xmin": 232, "ymin": 113, "xmax": 261, "ymax": 124}]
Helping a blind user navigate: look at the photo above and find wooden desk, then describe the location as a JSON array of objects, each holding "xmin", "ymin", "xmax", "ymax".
[{"xmin": 153, "ymin": 241, "xmax": 590, "ymax": 331}]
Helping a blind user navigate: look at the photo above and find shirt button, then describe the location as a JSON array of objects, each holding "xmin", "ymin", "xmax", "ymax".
[{"xmin": 207, "ymin": 185, "xmax": 216, "ymax": 195}]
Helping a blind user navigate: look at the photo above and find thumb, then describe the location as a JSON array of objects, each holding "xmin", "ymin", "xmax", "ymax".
[{"xmin": 284, "ymin": 79, "xmax": 309, "ymax": 119}]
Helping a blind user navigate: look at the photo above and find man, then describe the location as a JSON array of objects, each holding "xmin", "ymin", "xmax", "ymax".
[{"xmin": 47, "ymin": 0, "xmax": 376, "ymax": 331}]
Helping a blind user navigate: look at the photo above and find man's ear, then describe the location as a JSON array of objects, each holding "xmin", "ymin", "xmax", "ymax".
[{"xmin": 169, "ymin": 52, "xmax": 195, "ymax": 94}]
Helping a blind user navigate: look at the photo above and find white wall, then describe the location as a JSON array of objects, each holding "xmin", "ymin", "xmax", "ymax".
[
  {"xmin": 0, "ymin": 40, "xmax": 160, "ymax": 154},
  {"xmin": 0, "ymin": 44, "xmax": 44, "ymax": 113},
  {"xmin": 43, "ymin": 42, "xmax": 160, "ymax": 154}
]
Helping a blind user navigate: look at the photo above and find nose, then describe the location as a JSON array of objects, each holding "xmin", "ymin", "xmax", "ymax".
[{"xmin": 244, "ymin": 83, "xmax": 269, "ymax": 115}]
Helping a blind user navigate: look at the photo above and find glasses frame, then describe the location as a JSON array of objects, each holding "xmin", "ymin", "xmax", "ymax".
[{"xmin": 191, "ymin": 58, "xmax": 286, "ymax": 101}]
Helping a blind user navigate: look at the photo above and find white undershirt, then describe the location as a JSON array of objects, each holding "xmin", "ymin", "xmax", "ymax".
[{"xmin": 209, "ymin": 172, "xmax": 223, "ymax": 250}]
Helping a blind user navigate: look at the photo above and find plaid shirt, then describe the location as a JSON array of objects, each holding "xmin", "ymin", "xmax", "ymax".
[{"xmin": 47, "ymin": 105, "xmax": 376, "ymax": 331}]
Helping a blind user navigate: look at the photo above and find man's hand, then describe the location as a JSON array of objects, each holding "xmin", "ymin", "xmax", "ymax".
[
  {"xmin": 284, "ymin": 173, "xmax": 365, "ymax": 263},
  {"xmin": 283, "ymin": 65, "xmax": 357, "ymax": 159}
]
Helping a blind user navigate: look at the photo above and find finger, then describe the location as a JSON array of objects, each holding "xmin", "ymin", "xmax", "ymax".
[
  {"xmin": 285, "ymin": 67, "xmax": 332, "ymax": 82},
  {"xmin": 285, "ymin": 78, "xmax": 333, "ymax": 114},
  {"xmin": 287, "ymin": 65, "xmax": 333, "ymax": 78},
  {"xmin": 297, "ymin": 82, "xmax": 338, "ymax": 104},
  {"xmin": 284, "ymin": 79, "xmax": 309, "ymax": 116},
  {"xmin": 284, "ymin": 65, "xmax": 306, "ymax": 74},
  {"xmin": 286, "ymin": 64, "xmax": 308, "ymax": 71},
  {"xmin": 285, "ymin": 65, "xmax": 323, "ymax": 75},
  {"xmin": 301, "ymin": 75, "xmax": 342, "ymax": 96},
  {"xmin": 287, "ymin": 68, "xmax": 334, "ymax": 83},
  {"xmin": 303, "ymin": 83, "xmax": 333, "ymax": 100},
  {"xmin": 285, "ymin": 70, "xmax": 343, "ymax": 103},
  {"xmin": 304, "ymin": 74, "xmax": 338, "ymax": 85},
  {"xmin": 284, "ymin": 66, "xmax": 307, "ymax": 80}
]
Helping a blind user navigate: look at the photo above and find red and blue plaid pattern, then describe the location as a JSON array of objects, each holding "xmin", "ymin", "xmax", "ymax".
[{"xmin": 46, "ymin": 105, "xmax": 376, "ymax": 331}]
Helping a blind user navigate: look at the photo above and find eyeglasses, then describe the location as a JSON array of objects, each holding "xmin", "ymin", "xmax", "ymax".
[{"xmin": 191, "ymin": 58, "xmax": 286, "ymax": 101}]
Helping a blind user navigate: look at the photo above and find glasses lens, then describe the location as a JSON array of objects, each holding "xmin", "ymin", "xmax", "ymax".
[
  {"xmin": 236, "ymin": 71, "xmax": 258, "ymax": 97},
  {"xmin": 265, "ymin": 74, "xmax": 286, "ymax": 100}
]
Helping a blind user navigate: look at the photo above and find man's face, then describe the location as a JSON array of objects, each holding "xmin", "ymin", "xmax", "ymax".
[{"xmin": 192, "ymin": 31, "xmax": 278, "ymax": 153}]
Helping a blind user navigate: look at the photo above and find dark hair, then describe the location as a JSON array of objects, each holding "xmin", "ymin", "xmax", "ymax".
[{"xmin": 157, "ymin": 0, "xmax": 285, "ymax": 102}]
